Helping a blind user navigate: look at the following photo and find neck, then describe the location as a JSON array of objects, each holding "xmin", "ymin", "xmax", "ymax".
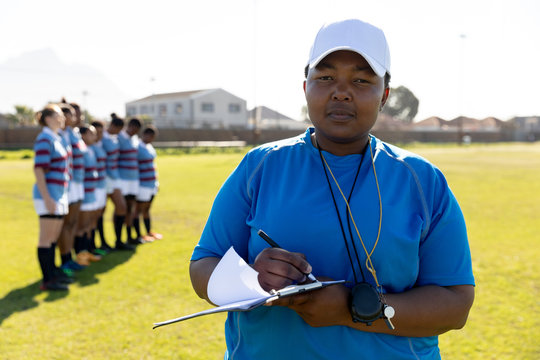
[
  {"xmin": 312, "ymin": 133, "xmax": 369, "ymax": 156},
  {"xmin": 47, "ymin": 126, "xmax": 59, "ymax": 134}
]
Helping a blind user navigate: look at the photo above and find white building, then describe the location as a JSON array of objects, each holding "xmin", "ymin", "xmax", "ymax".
[{"xmin": 125, "ymin": 88, "xmax": 247, "ymax": 129}]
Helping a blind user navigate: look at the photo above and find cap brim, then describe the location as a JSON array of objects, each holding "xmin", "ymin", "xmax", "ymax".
[{"xmin": 309, "ymin": 46, "xmax": 387, "ymax": 77}]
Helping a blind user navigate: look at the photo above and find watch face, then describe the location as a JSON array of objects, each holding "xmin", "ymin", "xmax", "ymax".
[{"xmin": 350, "ymin": 283, "xmax": 383, "ymax": 321}]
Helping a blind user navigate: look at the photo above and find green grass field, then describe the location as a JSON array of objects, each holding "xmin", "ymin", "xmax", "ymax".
[{"xmin": 0, "ymin": 143, "xmax": 539, "ymax": 359}]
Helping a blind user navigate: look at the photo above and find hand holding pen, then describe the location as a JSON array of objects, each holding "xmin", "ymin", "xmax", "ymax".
[{"xmin": 256, "ymin": 229, "xmax": 317, "ymax": 284}]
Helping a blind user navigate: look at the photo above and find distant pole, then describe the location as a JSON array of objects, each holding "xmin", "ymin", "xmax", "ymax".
[
  {"xmin": 150, "ymin": 77, "xmax": 156, "ymax": 95},
  {"xmin": 82, "ymin": 90, "xmax": 88, "ymax": 121},
  {"xmin": 458, "ymin": 34, "xmax": 466, "ymax": 144}
]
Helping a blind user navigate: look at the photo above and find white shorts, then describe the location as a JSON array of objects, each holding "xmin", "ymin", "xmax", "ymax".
[
  {"xmin": 106, "ymin": 176, "xmax": 122, "ymax": 195},
  {"xmin": 34, "ymin": 193, "xmax": 69, "ymax": 216},
  {"xmin": 119, "ymin": 179, "xmax": 139, "ymax": 196},
  {"xmin": 68, "ymin": 181, "xmax": 84, "ymax": 204},
  {"xmin": 136, "ymin": 186, "xmax": 157, "ymax": 202},
  {"xmin": 81, "ymin": 198, "xmax": 99, "ymax": 212},
  {"xmin": 95, "ymin": 188, "xmax": 107, "ymax": 209}
]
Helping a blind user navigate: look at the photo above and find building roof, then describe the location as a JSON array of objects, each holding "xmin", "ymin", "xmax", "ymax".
[
  {"xmin": 248, "ymin": 106, "xmax": 294, "ymax": 122},
  {"xmin": 127, "ymin": 89, "xmax": 212, "ymax": 104}
]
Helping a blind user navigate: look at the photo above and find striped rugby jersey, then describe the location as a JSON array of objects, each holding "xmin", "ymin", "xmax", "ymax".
[
  {"xmin": 32, "ymin": 127, "xmax": 69, "ymax": 201},
  {"xmin": 67, "ymin": 126, "xmax": 87, "ymax": 183},
  {"xmin": 102, "ymin": 131, "xmax": 120, "ymax": 179},
  {"xmin": 138, "ymin": 142, "xmax": 157, "ymax": 189},
  {"xmin": 82, "ymin": 146, "xmax": 98, "ymax": 204},
  {"xmin": 59, "ymin": 129, "xmax": 73, "ymax": 180},
  {"xmin": 118, "ymin": 130, "xmax": 139, "ymax": 181},
  {"xmin": 92, "ymin": 141, "xmax": 107, "ymax": 189}
]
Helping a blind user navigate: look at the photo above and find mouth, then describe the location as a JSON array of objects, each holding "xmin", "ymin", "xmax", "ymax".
[{"xmin": 327, "ymin": 108, "xmax": 355, "ymax": 121}]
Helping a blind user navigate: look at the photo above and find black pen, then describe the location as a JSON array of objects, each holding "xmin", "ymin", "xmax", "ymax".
[{"xmin": 257, "ymin": 229, "xmax": 317, "ymax": 282}]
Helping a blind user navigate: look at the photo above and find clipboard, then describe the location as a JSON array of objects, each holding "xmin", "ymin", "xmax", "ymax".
[{"xmin": 153, "ymin": 280, "xmax": 345, "ymax": 329}]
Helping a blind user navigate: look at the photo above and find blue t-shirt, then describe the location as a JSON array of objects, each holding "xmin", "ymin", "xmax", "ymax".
[
  {"xmin": 192, "ymin": 128, "xmax": 474, "ymax": 360},
  {"xmin": 102, "ymin": 131, "xmax": 120, "ymax": 179},
  {"xmin": 137, "ymin": 142, "xmax": 157, "ymax": 189},
  {"xmin": 118, "ymin": 131, "xmax": 139, "ymax": 181},
  {"xmin": 32, "ymin": 127, "xmax": 69, "ymax": 202}
]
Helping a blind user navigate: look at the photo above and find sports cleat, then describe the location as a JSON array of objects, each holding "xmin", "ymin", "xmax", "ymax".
[
  {"xmin": 115, "ymin": 241, "xmax": 135, "ymax": 251},
  {"xmin": 53, "ymin": 268, "xmax": 75, "ymax": 284},
  {"xmin": 40, "ymin": 280, "xmax": 69, "ymax": 291},
  {"xmin": 75, "ymin": 252, "xmax": 91, "ymax": 266},
  {"xmin": 142, "ymin": 235, "xmax": 155, "ymax": 242},
  {"xmin": 82, "ymin": 251, "xmax": 101, "ymax": 262},
  {"xmin": 128, "ymin": 237, "xmax": 145, "ymax": 245},
  {"xmin": 93, "ymin": 248, "xmax": 108, "ymax": 256},
  {"xmin": 148, "ymin": 232, "xmax": 163, "ymax": 240},
  {"xmin": 100, "ymin": 242, "xmax": 114, "ymax": 252},
  {"xmin": 62, "ymin": 260, "xmax": 86, "ymax": 271}
]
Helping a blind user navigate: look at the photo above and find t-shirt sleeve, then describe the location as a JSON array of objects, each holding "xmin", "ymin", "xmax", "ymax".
[
  {"xmin": 416, "ymin": 167, "xmax": 475, "ymax": 287},
  {"xmin": 191, "ymin": 154, "xmax": 253, "ymax": 262},
  {"xmin": 34, "ymin": 137, "xmax": 52, "ymax": 169}
]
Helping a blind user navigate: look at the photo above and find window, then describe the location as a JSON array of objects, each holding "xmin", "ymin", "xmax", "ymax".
[
  {"xmin": 159, "ymin": 104, "xmax": 167, "ymax": 117},
  {"xmin": 229, "ymin": 103, "xmax": 241, "ymax": 113},
  {"xmin": 201, "ymin": 102, "xmax": 214, "ymax": 113},
  {"xmin": 175, "ymin": 103, "xmax": 183, "ymax": 114},
  {"xmin": 140, "ymin": 105, "xmax": 148, "ymax": 114},
  {"xmin": 127, "ymin": 106, "xmax": 136, "ymax": 116}
]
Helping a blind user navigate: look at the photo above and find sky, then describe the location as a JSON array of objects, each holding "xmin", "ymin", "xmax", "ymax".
[{"xmin": 1, "ymin": 0, "xmax": 539, "ymax": 122}]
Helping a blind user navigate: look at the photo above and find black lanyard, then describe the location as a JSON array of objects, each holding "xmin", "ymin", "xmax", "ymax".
[{"xmin": 316, "ymin": 139, "xmax": 369, "ymax": 284}]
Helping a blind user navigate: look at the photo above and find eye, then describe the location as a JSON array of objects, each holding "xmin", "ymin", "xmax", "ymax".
[
  {"xmin": 317, "ymin": 75, "xmax": 333, "ymax": 81},
  {"xmin": 354, "ymin": 78, "xmax": 369, "ymax": 84}
]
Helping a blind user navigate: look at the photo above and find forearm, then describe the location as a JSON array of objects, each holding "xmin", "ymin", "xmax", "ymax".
[
  {"xmin": 342, "ymin": 285, "xmax": 475, "ymax": 337},
  {"xmin": 34, "ymin": 167, "xmax": 52, "ymax": 201},
  {"xmin": 287, "ymin": 283, "xmax": 474, "ymax": 337},
  {"xmin": 189, "ymin": 257, "xmax": 221, "ymax": 304}
]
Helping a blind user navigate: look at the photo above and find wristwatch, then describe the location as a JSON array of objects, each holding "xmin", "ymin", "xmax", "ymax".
[{"xmin": 349, "ymin": 282, "xmax": 395, "ymax": 329}]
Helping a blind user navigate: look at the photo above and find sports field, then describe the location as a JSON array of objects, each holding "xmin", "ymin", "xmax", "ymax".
[{"xmin": 0, "ymin": 143, "xmax": 538, "ymax": 359}]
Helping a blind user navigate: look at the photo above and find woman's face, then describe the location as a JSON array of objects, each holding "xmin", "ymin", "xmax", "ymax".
[
  {"xmin": 45, "ymin": 109, "xmax": 65, "ymax": 132},
  {"xmin": 94, "ymin": 125, "xmax": 104, "ymax": 141},
  {"xmin": 82, "ymin": 126, "xmax": 97, "ymax": 145},
  {"xmin": 304, "ymin": 50, "xmax": 388, "ymax": 155}
]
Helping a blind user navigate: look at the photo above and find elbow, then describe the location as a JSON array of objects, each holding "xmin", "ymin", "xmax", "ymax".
[{"xmin": 449, "ymin": 284, "xmax": 475, "ymax": 330}]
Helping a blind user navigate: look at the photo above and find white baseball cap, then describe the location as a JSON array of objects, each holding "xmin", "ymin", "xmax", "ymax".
[{"xmin": 307, "ymin": 19, "xmax": 391, "ymax": 77}]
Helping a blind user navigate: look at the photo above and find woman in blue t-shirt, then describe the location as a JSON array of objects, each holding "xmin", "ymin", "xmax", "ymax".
[
  {"xmin": 189, "ymin": 19, "xmax": 475, "ymax": 360},
  {"xmin": 33, "ymin": 104, "xmax": 70, "ymax": 291},
  {"xmin": 73, "ymin": 125, "xmax": 102, "ymax": 265}
]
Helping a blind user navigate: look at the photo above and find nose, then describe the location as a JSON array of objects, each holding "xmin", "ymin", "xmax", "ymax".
[{"xmin": 332, "ymin": 81, "xmax": 352, "ymax": 102}]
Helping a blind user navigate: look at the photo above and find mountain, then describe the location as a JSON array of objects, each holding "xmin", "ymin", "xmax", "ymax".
[{"xmin": 0, "ymin": 48, "xmax": 129, "ymax": 118}]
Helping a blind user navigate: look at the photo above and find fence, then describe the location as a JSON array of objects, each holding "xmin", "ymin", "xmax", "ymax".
[{"xmin": 0, "ymin": 127, "xmax": 536, "ymax": 149}]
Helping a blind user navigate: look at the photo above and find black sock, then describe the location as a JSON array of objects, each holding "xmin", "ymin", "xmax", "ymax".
[
  {"xmin": 61, "ymin": 253, "xmax": 72, "ymax": 265},
  {"xmin": 83, "ymin": 233, "xmax": 91, "ymax": 252},
  {"xmin": 89, "ymin": 230, "xmax": 96, "ymax": 252},
  {"xmin": 126, "ymin": 225, "xmax": 133, "ymax": 241},
  {"xmin": 133, "ymin": 217, "xmax": 141, "ymax": 238},
  {"xmin": 97, "ymin": 216, "xmax": 107, "ymax": 245},
  {"xmin": 74, "ymin": 235, "xmax": 85, "ymax": 254},
  {"xmin": 51, "ymin": 242, "xmax": 58, "ymax": 269},
  {"xmin": 38, "ymin": 247, "xmax": 53, "ymax": 283},
  {"xmin": 143, "ymin": 218, "xmax": 151, "ymax": 234},
  {"xmin": 113, "ymin": 215, "xmax": 125, "ymax": 244}
]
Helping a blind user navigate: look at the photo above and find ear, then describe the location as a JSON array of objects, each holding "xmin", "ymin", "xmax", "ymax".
[{"xmin": 380, "ymin": 87, "xmax": 390, "ymax": 109}]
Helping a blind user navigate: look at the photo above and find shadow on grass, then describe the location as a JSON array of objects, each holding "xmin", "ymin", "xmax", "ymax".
[{"xmin": 0, "ymin": 247, "xmax": 137, "ymax": 325}]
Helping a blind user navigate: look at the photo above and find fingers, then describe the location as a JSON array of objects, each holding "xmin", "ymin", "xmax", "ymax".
[{"xmin": 253, "ymin": 248, "xmax": 313, "ymax": 291}]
